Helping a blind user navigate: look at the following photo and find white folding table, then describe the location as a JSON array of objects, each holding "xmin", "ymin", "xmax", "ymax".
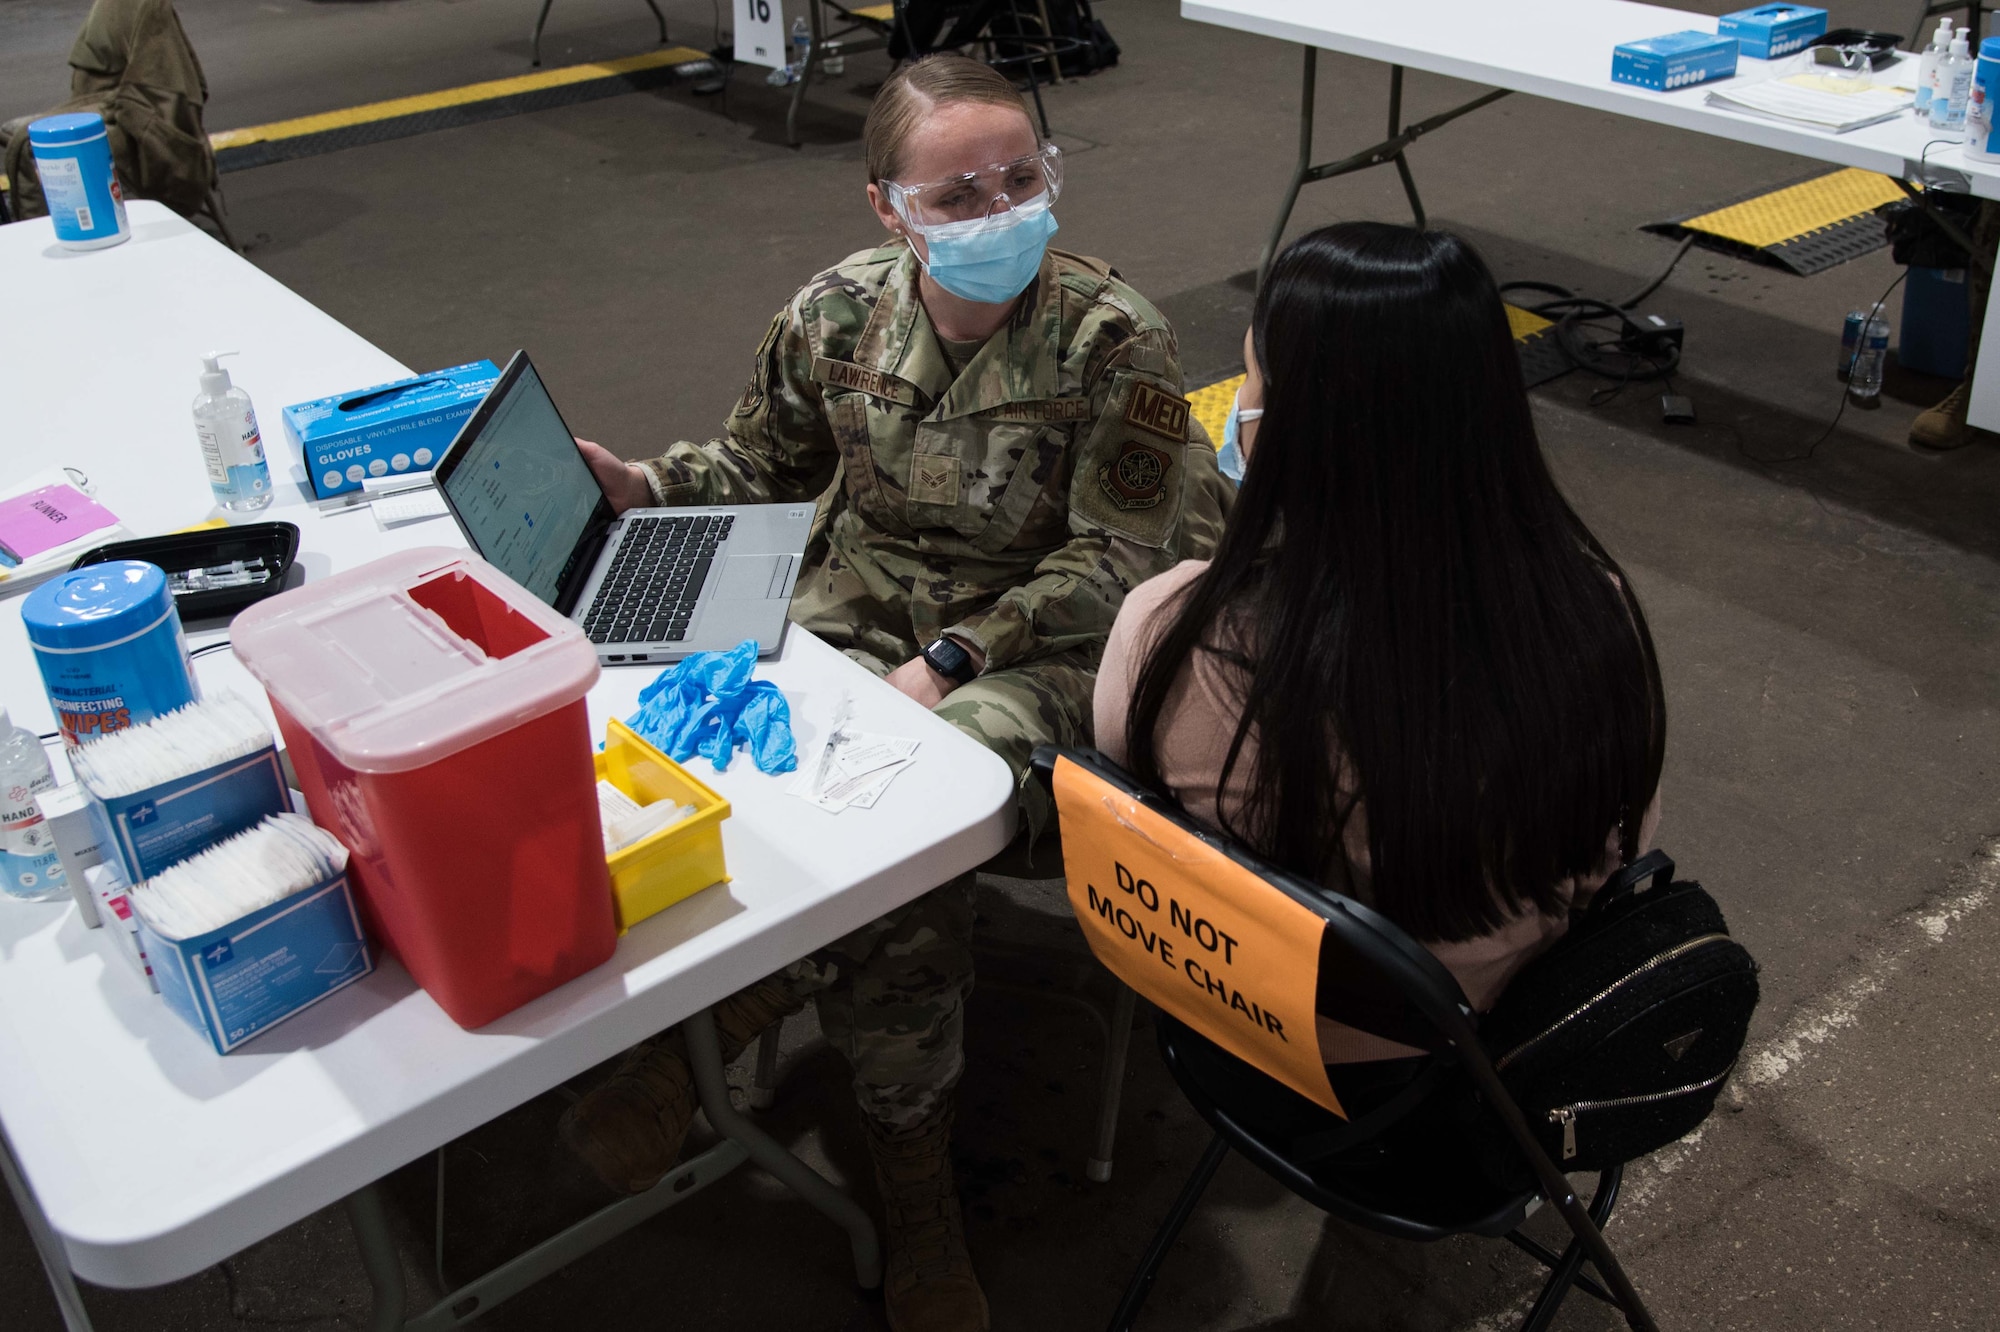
[
  {"xmin": 0, "ymin": 202, "xmax": 1016, "ymax": 1331},
  {"xmin": 1180, "ymin": 0, "xmax": 2000, "ymax": 430}
]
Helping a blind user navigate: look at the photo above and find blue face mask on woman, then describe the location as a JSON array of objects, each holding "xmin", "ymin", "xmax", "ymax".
[
  {"xmin": 1218, "ymin": 387, "xmax": 1262, "ymax": 484},
  {"xmin": 919, "ymin": 196, "xmax": 1059, "ymax": 304}
]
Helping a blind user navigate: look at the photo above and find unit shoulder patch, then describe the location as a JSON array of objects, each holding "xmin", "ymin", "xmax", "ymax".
[
  {"xmin": 811, "ymin": 356, "xmax": 921, "ymax": 406},
  {"xmin": 1097, "ymin": 438, "xmax": 1173, "ymax": 511},
  {"xmin": 1123, "ymin": 381, "xmax": 1191, "ymax": 442}
]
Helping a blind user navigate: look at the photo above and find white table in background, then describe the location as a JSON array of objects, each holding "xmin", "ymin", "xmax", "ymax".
[
  {"xmin": 0, "ymin": 202, "xmax": 1015, "ymax": 1331},
  {"xmin": 1181, "ymin": 0, "xmax": 2000, "ymax": 431}
]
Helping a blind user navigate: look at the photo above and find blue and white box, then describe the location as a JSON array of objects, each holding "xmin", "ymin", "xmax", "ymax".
[
  {"xmin": 85, "ymin": 745, "xmax": 289, "ymax": 888},
  {"xmin": 136, "ymin": 869, "xmax": 374, "ymax": 1054},
  {"xmin": 1718, "ymin": 5, "xmax": 1828, "ymax": 61},
  {"xmin": 1612, "ymin": 31, "xmax": 1740, "ymax": 91},
  {"xmin": 282, "ymin": 360, "xmax": 500, "ymax": 501}
]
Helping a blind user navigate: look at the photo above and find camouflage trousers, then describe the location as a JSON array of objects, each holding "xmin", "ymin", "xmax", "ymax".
[{"xmin": 754, "ymin": 643, "xmax": 1095, "ymax": 1129}]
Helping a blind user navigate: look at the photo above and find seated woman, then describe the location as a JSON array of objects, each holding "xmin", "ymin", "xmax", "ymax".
[{"xmin": 1094, "ymin": 222, "xmax": 1665, "ymax": 1088}]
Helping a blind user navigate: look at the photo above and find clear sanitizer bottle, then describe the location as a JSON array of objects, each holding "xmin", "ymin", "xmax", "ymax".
[
  {"xmin": 0, "ymin": 708, "xmax": 67, "ymax": 903},
  {"xmin": 1917, "ymin": 18, "xmax": 1953, "ymax": 117},
  {"xmin": 1933, "ymin": 30, "xmax": 1976, "ymax": 133},
  {"xmin": 193, "ymin": 350, "xmax": 273, "ymax": 511}
]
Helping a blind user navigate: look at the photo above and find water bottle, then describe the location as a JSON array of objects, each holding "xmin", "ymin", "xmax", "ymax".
[
  {"xmin": 0, "ymin": 708, "xmax": 67, "ymax": 903},
  {"xmin": 1848, "ymin": 316, "xmax": 1890, "ymax": 401},
  {"xmin": 791, "ymin": 16, "xmax": 811, "ymax": 73}
]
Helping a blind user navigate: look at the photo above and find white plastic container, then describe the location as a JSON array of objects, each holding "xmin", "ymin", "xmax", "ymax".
[
  {"xmin": 1967, "ymin": 37, "xmax": 2000, "ymax": 162},
  {"xmin": 193, "ymin": 351, "xmax": 273, "ymax": 511}
]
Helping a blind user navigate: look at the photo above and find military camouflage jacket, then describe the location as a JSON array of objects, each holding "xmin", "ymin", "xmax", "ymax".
[{"xmin": 639, "ymin": 240, "xmax": 1225, "ymax": 672}]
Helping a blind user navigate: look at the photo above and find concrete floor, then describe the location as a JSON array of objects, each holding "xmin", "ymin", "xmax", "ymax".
[{"xmin": 5, "ymin": 0, "xmax": 1999, "ymax": 1327}]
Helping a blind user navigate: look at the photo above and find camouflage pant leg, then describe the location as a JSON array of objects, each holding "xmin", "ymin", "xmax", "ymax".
[
  {"xmin": 774, "ymin": 874, "xmax": 976, "ymax": 1130},
  {"xmin": 933, "ymin": 651, "xmax": 1096, "ymax": 869}
]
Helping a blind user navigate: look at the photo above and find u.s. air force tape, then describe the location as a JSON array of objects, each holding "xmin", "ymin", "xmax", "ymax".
[{"xmin": 812, "ymin": 356, "xmax": 921, "ymax": 406}]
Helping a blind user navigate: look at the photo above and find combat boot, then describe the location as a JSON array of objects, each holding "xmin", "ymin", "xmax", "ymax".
[
  {"xmin": 867, "ymin": 1104, "xmax": 989, "ymax": 1332},
  {"xmin": 559, "ymin": 978, "xmax": 801, "ymax": 1195},
  {"xmin": 1911, "ymin": 380, "xmax": 1978, "ymax": 450}
]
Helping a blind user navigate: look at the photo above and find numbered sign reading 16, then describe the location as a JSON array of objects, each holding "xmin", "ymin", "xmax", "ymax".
[{"xmin": 735, "ymin": 0, "xmax": 789, "ymax": 69}]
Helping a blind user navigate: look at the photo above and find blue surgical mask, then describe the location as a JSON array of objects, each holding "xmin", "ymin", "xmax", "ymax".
[
  {"xmin": 1218, "ymin": 388, "xmax": 1261, "ymax": 484},
  {"xmin": 918, "ymin": 196, "xmax": 1059, "ymax": 305}
]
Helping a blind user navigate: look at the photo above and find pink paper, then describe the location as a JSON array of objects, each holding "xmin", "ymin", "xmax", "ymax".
[{"xmin": 0, "ymin": 484, "xmax": 121, "ymax": 562}]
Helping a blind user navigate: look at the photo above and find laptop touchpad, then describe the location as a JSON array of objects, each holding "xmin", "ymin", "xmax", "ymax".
[{"xmin": 715, "ymin": 553, "xmax": 791, "ymax": 601}]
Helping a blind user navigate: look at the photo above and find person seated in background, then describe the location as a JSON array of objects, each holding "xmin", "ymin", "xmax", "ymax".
[{"xmin": 1093, "ymin": 221, "xmax": 1666, "ymax": 1105}]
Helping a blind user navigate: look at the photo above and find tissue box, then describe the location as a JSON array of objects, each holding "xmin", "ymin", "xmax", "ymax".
[
  {"xmin": 1612, "ymin": 31, "xmax": 1740, "ymax": 91},
  {"xmin": 86, "ymin": 745, "xmax": 290, "ymax": 887},
  {"xmin": 282, "ymin": 360, "xmax": 499, "ymax": 500},
  {"xmin": 1718, "ymin": 5, "xmax": 1827, "ymax": 60},
  {"xmin": 136, "ymin": 869, "xmax": 373, "ymax": 1053}
]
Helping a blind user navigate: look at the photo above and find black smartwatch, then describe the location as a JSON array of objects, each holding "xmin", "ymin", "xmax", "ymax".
[{"xmin": 922, "ymin": 636, "xmax": 978, "ymax": 685}]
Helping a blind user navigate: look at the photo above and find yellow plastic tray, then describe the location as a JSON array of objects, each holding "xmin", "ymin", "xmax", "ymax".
[{"xmin": 596, "ymin": 718, "xmax": 731, "ymax": 932}]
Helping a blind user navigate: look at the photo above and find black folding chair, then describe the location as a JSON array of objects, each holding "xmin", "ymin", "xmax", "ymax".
[{"xmin": 1030, "ymin": 745, "xmax": 1659, "ymax": 1332}]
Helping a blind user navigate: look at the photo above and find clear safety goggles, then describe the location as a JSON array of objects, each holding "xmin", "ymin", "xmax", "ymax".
[{"xmin": 882, "ymin": 143, "xmax": 1064, "ymax": 236}]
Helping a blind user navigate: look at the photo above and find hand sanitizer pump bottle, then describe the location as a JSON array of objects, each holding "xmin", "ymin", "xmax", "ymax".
[
  {"xmin": 1918, "ymin": 18, "xmax": 1953, "ymax": 116},
  {"xmin": 193, "ymin": 351, "xmax": 273, "ymax": 511}
]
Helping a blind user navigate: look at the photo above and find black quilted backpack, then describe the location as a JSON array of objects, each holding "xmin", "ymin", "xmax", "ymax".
[{"xmin": 1469, "ymin": 850, "xmax": 1760, "ymax": 1190}]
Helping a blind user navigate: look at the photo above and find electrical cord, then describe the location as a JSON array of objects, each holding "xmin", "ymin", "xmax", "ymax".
[
  {"xmin": 1734, "ymin": 266, "xmax": 1908, "ymax": 465},
  {"xmin": 1498, "ymin": 282, "xmax": 1684, "ymax": 388},
  {"xmin": 1618, "ymin": 234, "xmax": 1697, "ymax": 310}
]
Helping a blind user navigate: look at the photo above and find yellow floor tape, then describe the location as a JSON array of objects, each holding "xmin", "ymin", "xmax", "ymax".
[
  {"xmin": 1185, "ymin": 304, "xmax": 1555, "ymax": 447},
  {"xmin": 1676, "ymin": 166, "xmax": 1906, "ymax": 250},
  {"xmin": 208, "ymin": 45, "xmax": 711, "ymax": 152}
]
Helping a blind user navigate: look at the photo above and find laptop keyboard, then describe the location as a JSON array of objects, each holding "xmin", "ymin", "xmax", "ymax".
[{"xmin": 582, "ymin": 513, "xmax": 734, "ymax": 645}]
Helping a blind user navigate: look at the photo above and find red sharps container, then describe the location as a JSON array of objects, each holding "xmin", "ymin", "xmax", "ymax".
[{"xmin": 233, "ymin": 547, "xmax": 614, "ymax": 1027}]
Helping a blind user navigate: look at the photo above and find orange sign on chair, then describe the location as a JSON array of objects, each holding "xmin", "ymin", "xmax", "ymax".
[{"xmin": 1052, "ymin": 757, "xmax": 1345, "ymax": 1118}]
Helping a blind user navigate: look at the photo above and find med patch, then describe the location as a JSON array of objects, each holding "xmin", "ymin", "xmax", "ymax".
[{"xmin": 1123, "ymin": 381, "xmax": 1190, "ymax": 443}]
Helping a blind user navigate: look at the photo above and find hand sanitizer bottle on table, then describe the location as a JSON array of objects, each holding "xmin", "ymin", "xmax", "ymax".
[
  {"xmin": 1932, "ymin": 30, "xmax": 1975, "ymax": 133},
  {"xmin": 1917, "ymin": 18, "xmax": 1952, "ymax": 118},
  {"xmin": 192, "ymin": 351, "xmax": 273, "ymax": 511},
  {"xmin": 0, "ymin": 708, "xmax": 67, "ymax": 903}
]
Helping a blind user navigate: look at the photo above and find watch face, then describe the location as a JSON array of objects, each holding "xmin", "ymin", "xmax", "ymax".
[{"xmin": 928, "ymin": 638, "xmax": 971, "ymax": 679}]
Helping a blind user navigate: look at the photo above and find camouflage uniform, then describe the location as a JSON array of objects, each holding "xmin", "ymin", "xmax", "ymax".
[{"xmin": 639, "ymin": 238, "xmax": 1227, "ymax": 1126}]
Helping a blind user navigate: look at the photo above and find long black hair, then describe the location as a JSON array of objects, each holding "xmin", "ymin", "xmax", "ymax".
[{"xmin": 1125, "ymin": 223, "xmax": 1665, "ymax": 942}]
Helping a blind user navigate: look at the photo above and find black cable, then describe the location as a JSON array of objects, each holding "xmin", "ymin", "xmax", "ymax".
[
  {"xmin": 1497, "ymin": 284, "xmax": 1684, "ymax": 387},
  {"xmin": 1618, "ymin": 234, "xmax": 1696, "ymax": 310},
  {"xmin": 1735, "ymin": 267, "xmax": 1908, "ymax": 466},
  {"xmin": 190, "ymin": 639, "xmax": 234, "ymax": 659}
]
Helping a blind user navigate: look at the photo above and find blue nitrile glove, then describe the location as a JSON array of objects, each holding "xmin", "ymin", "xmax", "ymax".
[{"xmin": 626, "ymin": 639, "xmax": 798, "ymax": 775}]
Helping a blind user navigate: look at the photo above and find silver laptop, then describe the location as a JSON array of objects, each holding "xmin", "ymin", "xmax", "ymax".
[{"xmin": 435, "ymin": 351, "xmax": 810, "ymax": 665}]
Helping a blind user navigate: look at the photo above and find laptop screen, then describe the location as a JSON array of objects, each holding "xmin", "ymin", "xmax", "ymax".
[{"xmin": 440, "ymin": 359, "xmax": 605, "ymax": 606}]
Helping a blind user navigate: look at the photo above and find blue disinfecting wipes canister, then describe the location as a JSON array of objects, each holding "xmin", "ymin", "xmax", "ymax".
[
  {"xmin": 23, "ymin": 562, "xmax": 200, "ymax": 747},
  {"xmin": 28, "ymin": 112, "xmax": 130, "ymax": 250},
  {"xmin": 1969, "ymin": 38, "xmax": 2000, "ymax": 164}
]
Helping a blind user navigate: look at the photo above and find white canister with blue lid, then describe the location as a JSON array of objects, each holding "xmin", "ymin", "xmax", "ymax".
[
  {"xmin": 23, "ymin": 562, "xmax": 200, "ymax": 747},
  {"xmin": 1968, "ymin": 38, "xmax": 2000, "ymax": 162},
  {"xmin": 27, "ymin": 112, "xmax": 130, "ymax": 250}
]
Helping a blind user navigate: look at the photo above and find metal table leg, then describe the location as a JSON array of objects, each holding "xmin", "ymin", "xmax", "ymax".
[
  {"xmin": 344, "ymin": 1185, "xmax": 408, "ymax": 1332},
  {"xmin": 685, "ymin": 1006, "xmax": 883, "ymax": 1289},
  {"xmin": 1256, "ymin": 47, "xmax": 1510, "ymax": 289},
  {"xmin": 0, "ymin": 1121, "xmax": 95, "ymax": 1332}
]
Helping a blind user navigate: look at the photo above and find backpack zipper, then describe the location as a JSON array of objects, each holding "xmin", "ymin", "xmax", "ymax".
[
  {"xmin": 1494, "ymin": 932, "xmax": 1735, "ymax": 1073},
  {"xmin": 1549, "ymin": 1063, "xmax": 1736, "ymax": 1160}
]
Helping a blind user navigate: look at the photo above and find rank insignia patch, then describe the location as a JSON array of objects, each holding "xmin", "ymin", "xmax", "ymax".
[
  {"xmin": 911, "ymin": 455, "xmax": 962, "ymax": 506},
  {"xmin": 1098, "ymin": 438, "xmax": 1172, "ymax": 510}
]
